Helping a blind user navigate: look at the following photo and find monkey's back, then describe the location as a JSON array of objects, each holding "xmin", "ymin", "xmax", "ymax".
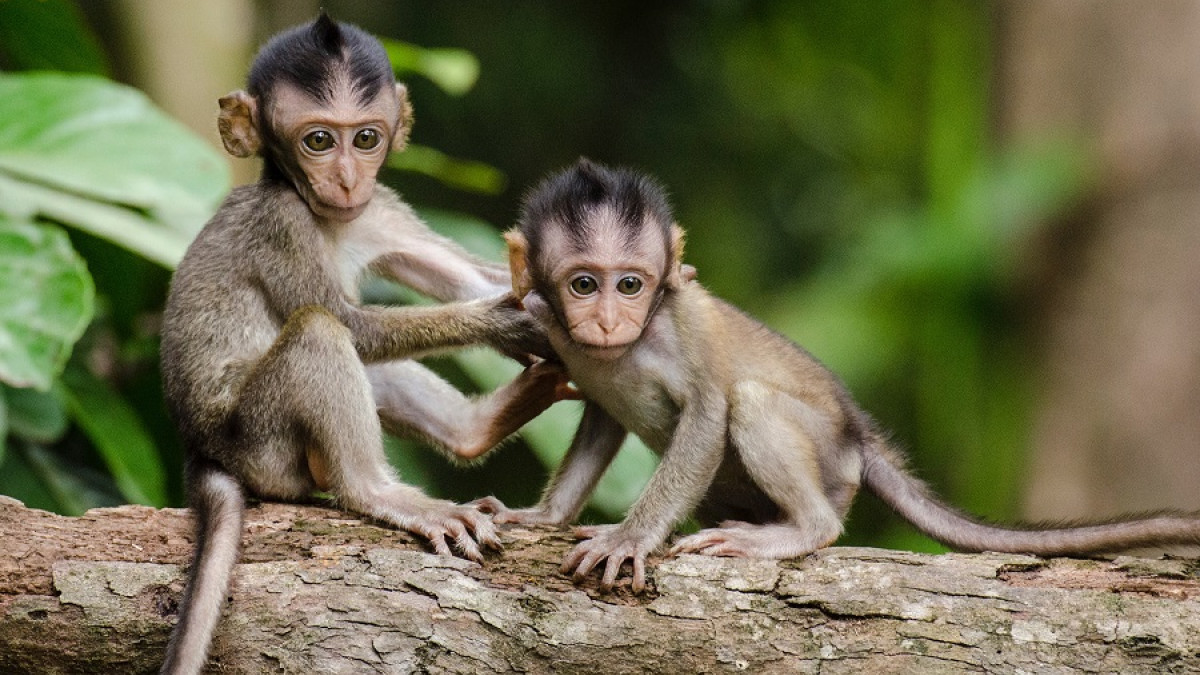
[
  {"xmin": 160, "ymin": 183, "xmax": 301, "ymax": 440},
  {"xmin": 682, "ymin": 287, "xmax": 848, "ymax": 412}
]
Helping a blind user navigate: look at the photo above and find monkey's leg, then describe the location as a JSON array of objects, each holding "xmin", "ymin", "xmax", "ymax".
[
  {"xmin": 367, "ymin": 359, "xmax": 565, "ymax": 461},
  {"xmin": 231, "ymin": 306, "xmax": 500, "ymax": 560},
  {"xmin": 670, "ymin": 381, "xmax": 845, "ymax": 559}
]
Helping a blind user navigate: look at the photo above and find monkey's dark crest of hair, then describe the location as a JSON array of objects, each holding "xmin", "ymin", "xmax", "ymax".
[
  {"xmin": 520, "ymin": 158, "xmax": 675, "ymax": 259},
  {"xmin": 247, "ymin": 12, "xmax": 394, "ymax": 110}
]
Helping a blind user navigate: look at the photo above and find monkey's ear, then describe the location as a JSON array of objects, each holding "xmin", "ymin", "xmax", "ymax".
[
  {"xmin": 504, "ymin": 230, "xmax": 534, "ymax": 300},
  {"xmin": 217, "ymin": 91, "xmax": 261, "ymax": 158},
  {"xmin": 390, "ymin": 83, "xmax": 415, "ymax": 152},
  {"xmin": 666, "ymin": 223, "xmax": 688, "ymax": 288}
]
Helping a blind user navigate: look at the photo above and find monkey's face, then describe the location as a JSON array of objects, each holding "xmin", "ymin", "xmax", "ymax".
[
  {"xmin": 541, "ymin": 219, "xmax": 665, "ymax": 360},
  {"xmin": 269, "ymin": 83, "xmax": 403, "ymax": 222}
]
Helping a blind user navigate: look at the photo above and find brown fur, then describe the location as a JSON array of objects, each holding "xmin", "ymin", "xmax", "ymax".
[
  {"xmin": 159, "ymin": 15, "xmax": 561, "ymax": 675},
  {"xmin": 477, "ymin": 160, "xmax": 1200, "ymax": 593}
]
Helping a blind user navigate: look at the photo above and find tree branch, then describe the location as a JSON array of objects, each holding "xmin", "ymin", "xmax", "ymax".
[{"xmin": 2, "ymin": 495, "xmax": 1198, "ymax": 673}]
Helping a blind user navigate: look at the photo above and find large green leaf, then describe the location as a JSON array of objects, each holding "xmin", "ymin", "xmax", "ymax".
[
  {"xmin": 57, "ymin": 366, "xmax": 167, "ymax": 507},
  {"xmin": 0, "ymin": 73, "xmax": 229, "ymax": 267},
  {"xmin": 0, "ymin": 217, "xmax": 94, "ymax": 389},
  {"xmin": 3, "ymin": 384, "xmax": 68, "ymax": 443}
]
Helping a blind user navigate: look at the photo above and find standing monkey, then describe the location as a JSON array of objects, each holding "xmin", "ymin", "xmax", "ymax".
[
  {"xmin": 159, "ymin": 15, "xmax": 562, "ymax": 674},
  {"xmin": 476, "ymin": 158, "xmax": 1200, "ymax": 593}
]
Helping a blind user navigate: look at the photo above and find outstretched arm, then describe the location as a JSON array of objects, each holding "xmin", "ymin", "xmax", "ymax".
[
  {"xmin": 474, "ymin": 402, "xmax": 627, "ymax": 526},
  {"xmin": 564, "ymin": 389, "xmax": 728, "ymax": 593}
]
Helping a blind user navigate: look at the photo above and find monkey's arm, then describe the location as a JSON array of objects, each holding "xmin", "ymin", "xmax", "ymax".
[
  {"xmin": 341, "ymin": 297, "xmax": 550, "ymax": 363},
  {"xmin": 564, "ymin": 390, "xmax": 727, "ymax": 593},
  {"xmin": 372, "ymin": 359, "xmax": 573, "ymax": 462},
  {"xmin": 368, "ymin": 205, "xmax": 510, "ymax": 302},
  {"xmin": 474, "ymin": 402, "xmax": 627, "ymax": 525}
]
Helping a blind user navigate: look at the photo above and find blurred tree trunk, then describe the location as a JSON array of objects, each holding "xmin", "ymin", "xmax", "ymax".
[
  {"xmin": 996, "ymin": 1, "xmax": 1200, "ymax": 520},
  {"xmin": 110, "ymin": 0, "xmax": 258, "ymax": 186}
]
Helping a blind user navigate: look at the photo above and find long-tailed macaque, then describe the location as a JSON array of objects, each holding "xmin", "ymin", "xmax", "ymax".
[
  {"xmin": 476, "ymin": 158, "xmax": 1200, "ymax": 593},
  {"xmin": 159, "ymin": 15, "xmax": 561, "ymax": 674}
]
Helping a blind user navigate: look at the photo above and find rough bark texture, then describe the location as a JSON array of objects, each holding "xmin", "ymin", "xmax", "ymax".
[{"xmin": 2, "ymin": 495, "xmax": 1200, "ymax": 674}]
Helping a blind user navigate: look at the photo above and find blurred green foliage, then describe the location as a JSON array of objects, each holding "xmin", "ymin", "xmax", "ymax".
[{"xmin": 0, "ymin": 1, "xmax": 1087, "ymax": 551}]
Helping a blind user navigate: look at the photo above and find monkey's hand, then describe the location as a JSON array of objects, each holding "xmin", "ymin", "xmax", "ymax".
[
  {"xmin": 469, "ymin": 496, "xmax": 570, "ymax": 527},
  {"xmin": 483, "ymin": 294, "xmax": 556, "ymax": 362},
  {"xmin": 562, "ymin": 524, "xmax": 658, "ymax": 593}
]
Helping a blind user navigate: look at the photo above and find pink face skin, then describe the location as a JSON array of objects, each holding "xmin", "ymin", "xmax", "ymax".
[
  {"xmin": 269, "ymin": 82, "xmax": 402, "ymax": 222},
  {"xmin": 543, "ymin": 209, "xmax": 666, "ymax": 360}
]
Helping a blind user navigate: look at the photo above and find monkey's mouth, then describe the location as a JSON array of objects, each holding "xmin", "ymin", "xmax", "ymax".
[
  {"xmin": 571, "ymin": 338, "xmax": 635, "ymax": 360},
  {"xmin": 313, "ymin": 200, "xmax": 368, "ymax": 222}
]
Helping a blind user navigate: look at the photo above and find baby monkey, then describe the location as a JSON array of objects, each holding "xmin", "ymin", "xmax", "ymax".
[
  {"xmin": 477, "ymin": 158, "xmax": 1200, "ymax": 593},
  {"xmin": 159, "ymin": 14, "xmax": 562, "ymax": 675}
]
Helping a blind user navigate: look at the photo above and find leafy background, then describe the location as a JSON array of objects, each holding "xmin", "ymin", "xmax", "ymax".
[{"xmin": 0, "ymin": 0, "xmax": 1107, "ymax": 551}]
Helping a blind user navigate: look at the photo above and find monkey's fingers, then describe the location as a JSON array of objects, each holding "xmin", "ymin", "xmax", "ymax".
[
  {"xmin": 556, "ymin": 381, "xmax": 583, "ymax": 401},
  {"xmin": 463, "ymin": 511, "xmax": 503, "ymax": 551},
  {"xmin": 632, "ymin": 556, "xmax": 647, "ymax": 594},
  {"xmin": 670, "ymin": 528, "xmax": 751, "ymax": 558},
  {"xmin": 469, "ymin": 495, "xmax": 508, "ymax": 515},
  {"xmin": 572, "ymin": 525, "xmax": 603, "ymax": 539},
  {"xmin": 439, "ymin": 518, "xmax": 484, "ymax": 562},
  {"xmin": 562, "ymin": 543, "xmax": 605, "ymax": 582},
  {"xmin": 600, "ymin": 553, "xmax": 632, "ymax": 591},
  {"xmin": 424, "ymin": 529, "xmax": 455, "ymax": 558}
]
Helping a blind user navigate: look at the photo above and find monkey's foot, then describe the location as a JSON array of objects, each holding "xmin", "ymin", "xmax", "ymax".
[
  {"xmin": 563, "ymin": 524, "xmax": 658, "ymax": 593},
  {"xmin": 469, "ymin": 496, "xmax": 567, "ymax": 527},
  {"xmin": 388, "ymin": 501, "xmax": 503, "ymax": 563},
  {"xmin": 668, "ymin": 521, "xmax": 837, "ymax": 559}
]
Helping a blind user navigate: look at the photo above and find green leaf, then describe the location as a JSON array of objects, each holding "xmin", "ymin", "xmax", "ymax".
[
  {"xmin": 0, "ymin": 444, "xmax": 58, "ymax": 512},
  {"xmin": 0, "ymin": 173, "xmax": 194, "ymax": 268},
  {"xmin": 0, "ymin": 73, "xmax": 229, "ymax": 267},
  {"xmin": 389, "ymin": 144, "xmax": 506, "ymax": 195},
  {"xmin": 0, "ymin": 217, "xmax": 94, "ymax": 389},
  {"xmin": 382, "ymin": 39, "xmax": 481, "ymax": 96},
  {"xmin": 3, "ymin": 384, "xmax": 68, "ymax": 442},
  {"xmin": 18, "ymin": 442, "xmax": 118, "ymax": 515},
  {"xmin": 0, "ymin": 0, "xmax": 110, "ymax": 75},
  {"xmin": 57, "ymin": 366, "xmax": 167, "ymax": 507}
]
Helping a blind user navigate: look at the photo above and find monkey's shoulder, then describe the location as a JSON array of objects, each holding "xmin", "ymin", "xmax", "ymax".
[{"xmin": 671, "ymin": 286, "xmax": 848, "ymax": 404}]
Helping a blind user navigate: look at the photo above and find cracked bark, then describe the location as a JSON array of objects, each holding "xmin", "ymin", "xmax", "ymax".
[{"xmin": 2, "ymin": 496, "xmax": 1199, "ymax": 674}]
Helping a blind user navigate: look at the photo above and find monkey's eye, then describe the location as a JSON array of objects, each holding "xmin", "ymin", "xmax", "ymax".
[
  {"xmin": 353, "ymin": 129, "xmax": 381, "ymax": 150},
  {"xmin": 616, "ymin": 276, "xmax": 644, "ymax": 296},
  {"xmin": 302, "ymin": 130, "xmax": 334, "ymax": 152},
  {"xmin": 569, "ymin": 275, "xmax": 599, "ymax": 297}
]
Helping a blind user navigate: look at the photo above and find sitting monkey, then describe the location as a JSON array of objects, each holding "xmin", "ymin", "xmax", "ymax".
[
  {"xmin": 159, "ymin": 14, "xmax": 561, "ymax": 674},
  {"xmin": 476, "ymin": 158, "xmax": 1200, "ymax": 593}
]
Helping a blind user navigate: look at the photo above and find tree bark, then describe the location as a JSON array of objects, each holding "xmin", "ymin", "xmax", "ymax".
[{"xmin": 2, "ymin": 496, "xmax": 1198, "ymax": 674}]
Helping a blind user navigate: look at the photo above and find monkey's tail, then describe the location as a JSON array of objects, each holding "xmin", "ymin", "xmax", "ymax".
[
  {"xmin": 161, "ymin": 460, "xmax": 245, "ymax": 675},
  {"xmin": 861, "ymin": 441, "xmax": 1200, "ymax": 556}
]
